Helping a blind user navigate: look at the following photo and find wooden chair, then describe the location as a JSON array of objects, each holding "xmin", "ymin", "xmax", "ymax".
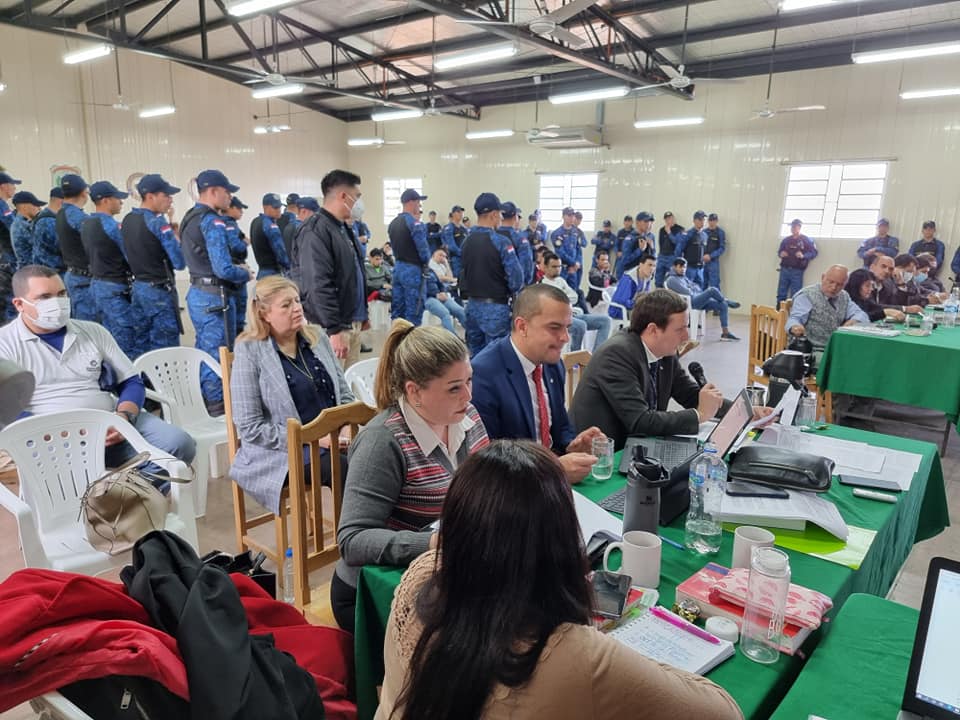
[
  {"xmin": 221, "ymin": 346, "xmax": 293, "ymax": 580},
  {"xmin": 561, "ymin": 350, "xmax": 591, "ymax": 408},
  {"xmin": 747, "ymin": 304, "xmax": 788, "ymax": 389},
  {"xmin": 288, "ymin": 401, "xmax": 377, "ymax": 609}
]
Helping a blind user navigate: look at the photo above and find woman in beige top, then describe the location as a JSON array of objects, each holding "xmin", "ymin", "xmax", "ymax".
[{"xmin": 376, "ymin": 440, "xmax": 744, "ymax": 720}]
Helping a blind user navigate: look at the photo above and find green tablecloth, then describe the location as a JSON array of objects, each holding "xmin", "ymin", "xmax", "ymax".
[
  {"xmin": 817, "ymin": 324, "xmax": 960, "ymax": 427},
  {"xmin": 352, "ymin": 425, "xmax": 949, "ymax": 720},
  {"xmin": 771, "ymin": 593, "xmax": 918, "ymax": 720}
]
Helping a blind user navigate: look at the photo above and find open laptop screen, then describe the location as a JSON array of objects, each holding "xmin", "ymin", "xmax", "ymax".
[
  {"xmin": 705, "ymin": 389, "xmax": 753, "ymax": 457},
  {"xmin": 903, "ymin": 558, "xmax": 960, "ymax": 718}
]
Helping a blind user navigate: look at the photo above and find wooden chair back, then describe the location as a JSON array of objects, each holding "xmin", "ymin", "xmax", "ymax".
[
  {"xmin": 561, "ymin": 350, "xmax": 591, "ymax": 408},
  {"xmin": 288, "ymin": 401, "xmax": 377, "ymax": 609},
  {"xmin": 747, "ymin": 304, "xmax": 788, "ymax": 387}
]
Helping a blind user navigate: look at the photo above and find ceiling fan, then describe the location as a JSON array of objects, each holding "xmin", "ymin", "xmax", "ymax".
[
  {"xmin": 750, "ymin": 11, "xmax": 826, "ymax": 119},
  {"xmin": 455, "ymin": 0, "xmax": 598, "ymax": 48}
]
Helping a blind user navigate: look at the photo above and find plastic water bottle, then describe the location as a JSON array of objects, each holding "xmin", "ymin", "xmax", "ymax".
[
  {"xmin": 684, "ymin": 442, "xmax": 726, "ymax": 554},
  {"xmin": 947, "ymin": 291, "xmax": 960, "ymax": 329},
  {"xmin": 283, "ymin": 547, "xmax": 295, "ymax": 604}
]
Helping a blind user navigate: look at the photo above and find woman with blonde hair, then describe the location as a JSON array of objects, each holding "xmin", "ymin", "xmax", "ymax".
[
  {"xmin": 229, "ymin": 275, "xmax": 355, "ymax": 515},
  {"xmin": 332, "ymin": 319, "xmax": 489, "ymax": 632}
]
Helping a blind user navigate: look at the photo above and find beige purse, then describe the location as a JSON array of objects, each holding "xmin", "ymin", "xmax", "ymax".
[{"xmin": 80, "ymin": 451, "xmax": 192, "ymax": 555}]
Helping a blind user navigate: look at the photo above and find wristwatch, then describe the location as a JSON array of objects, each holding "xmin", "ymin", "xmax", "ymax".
[{"xmin": 117, "ymin": 409, "xmax": 139, "ymax": 424}]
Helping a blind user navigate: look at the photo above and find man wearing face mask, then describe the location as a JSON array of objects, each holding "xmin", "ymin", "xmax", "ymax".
[
  {"xmin": 291, "ymin": 169, "xmax": 367, "ymax": 367},
  {"xmin": 878, "ymin": 254, "xmax": 940, "ymax": 310},
  {"xmin": 388, "ymin": 188, "xmax": 431, "ymax": 325},
  {"xmin": 0, "ymin": 265, "xmax": 196, "ymax": 470}
]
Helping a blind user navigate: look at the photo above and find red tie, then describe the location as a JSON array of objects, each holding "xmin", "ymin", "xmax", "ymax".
[{"xmin": 532, "ymin": 365, "xmax": 552, "ymax": 447}]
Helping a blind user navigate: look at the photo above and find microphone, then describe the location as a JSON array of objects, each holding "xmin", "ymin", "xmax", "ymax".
[{"xmin": 688, "ymin": 362, "xmax": 708, "ymax": 388}]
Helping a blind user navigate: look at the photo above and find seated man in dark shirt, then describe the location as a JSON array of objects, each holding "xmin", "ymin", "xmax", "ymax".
[{"xmin": 878, "ymin": 254, "xmax": 942, "ymax": 311}]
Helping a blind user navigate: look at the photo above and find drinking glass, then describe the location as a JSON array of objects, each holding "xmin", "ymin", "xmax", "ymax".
[{"xmin": 591, "ymin": 437, "xmax": 615, "ymax": 480}]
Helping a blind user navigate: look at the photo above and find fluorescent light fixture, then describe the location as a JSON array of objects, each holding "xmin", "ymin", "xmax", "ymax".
[
  {"xmin": 0, "ymin": 82, "xmax": 6, "ymax": 93},
  {"xmin": 370, "ymin": 108, "xmax": 423, "ymax": 122},
  {"xmin": 465, "ymin": 129, "xmax": 515, "ymax": 140},
  {"xmin": 251, "ymin": 83, "xmax": 304, "ymax": 99},
  {"xmin": 63, "ymin": 44, "xmax": 112, "ymax": 65},
  {"xmin": 348, "ymin": 137, "xmax": 385, "ymax": 147},
  {"xmin": 852, "ymin": 41, "xmax": 960, "ymax": 65},
  {"xmin": 633, "ymin": 116, "xmax": 705, "ymax": 129},
  {"xmin": 138, "ymin": 105, "xmax": 176, "ymax": 118},
  {"xmin": 434, "ymin": 44, "xmax": 518, "ymax": 71},
  {"xmin": 900, "ymin": 87, "xmax": 960, "ymax": 100},
  {"xmin": 548, "ymin": 85, "xmax": 629, "ymax": 105},
  {"xmin": 781, "ymin": 0, "xmax": 834, "ymax": 10},
  {"xmin": 228, "ymin": 0, "xmax": 290, "ymax": 15},
  {"xmin": 254, "ymin": 124, "xmax": 291, "ymax": 134}
]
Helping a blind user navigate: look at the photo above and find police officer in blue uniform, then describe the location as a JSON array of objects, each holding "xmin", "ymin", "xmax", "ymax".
[
  {"xmin": 534, "ymin": 210, "xmax": 548, "ymax": 243},
  {"xmin": 520, "ymin": 213, "xmax": 545, "ymax": 253},
  {"xmin": 441, "ymin": 204, "xmax": 467, "ymax": 278},
  {"xmin": 909, "ymin": 221, "xmax": 945, "ymax": 277},
  {"xmin": 592, "ymin": 220, "xmax": 617, "ymax": 269},
  {"xmin": 551, "ymin": 207, "xmax": 585, "ymax": 290},
  {"xmin": 277, "ymin": 193, "xmax": 299, "ymax": 233},
  {"xmin": 11, "ymin": 191, "xmax": 46, "ymax": 268},
  {"xmin": 426, "ymin": 210, "xmax": 443, "ymax": 253},
  {"xmin": 613, "ymin": 215, "xmax": 635, "ymax": 278},
  {"xmin": 499, "ymin": 201, "xmax": 533, "ymax": 285},
  {"xmin": 460, "ymin": 192, "xmax": 523, "ymax": 356},
  {"xmin": 33, "ymin": 189, "xmax": 65, "ymax": 275},
  {"xmin": 281, "ymin": 198, "xmax": 303, "ymax": 262},
  {"xmin": 181, "ymin": 170, "xmax": 253, "ymax": 411},
  {"xmin": 250, "ymin": 193, "xmax": 290, "ymax": 278},
  {"xmin": 388, "ymin": 188, "xmax": 431, "ymax": 324},
  {"xmin": 619, "ymin": 211, "xmax": 656, "ymax": 278},
  {"xmin": 856, "ymin": 218, "xmax": 898, "ymax": 267},
  {"xmin": 674, "ymin": 210, "xmax": 708, "ymax": 286},
  {"xmin": 655, "ymin": 211, "xmax": 685, "ymax": 288},
  {"xmin": 703, "ymin": 212, "xmax": 727, "ymax": 290},
  {"xmin": 776, "ymin": 219, "xmax": 818, "ymax": 306},
  {"xmin": 350, "ymin": 196, "xmax": 371, "ymax": 259},
  {"xmin": 81, "ymin": 181, "xmax": 141, "ymax": 358},
  {"xmin": 0, "ymin": 172, "xmax": 22, "ymax": 320},
  {"xmin": 124, "ymin": 174, "xmax": 184, "ymax": 355},
  {"xmin": 222, "ymin": 196, "xmax": 251, "ymax": 334},
  {"xmin": 287, "ymin": 196, "xmax": 319, "ymax": 287},
  {"xmin": 56, "ymin": 174, "xmax": 97, "ymax": 321}
]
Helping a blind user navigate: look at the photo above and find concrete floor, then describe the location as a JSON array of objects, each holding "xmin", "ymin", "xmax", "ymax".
[{"xmin": 1, "ymin": 312, "xmax": 958, "ymax": 718}]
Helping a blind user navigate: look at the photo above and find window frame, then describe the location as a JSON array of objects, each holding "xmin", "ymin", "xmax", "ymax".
[
  {"xmin": 382, "ymin": 177, "xmax": 423, "ymax": 226},
  {"xmin": 780, "ymin": 162, "xmax": 888, "ymax": 240},
  {"xmin": 537, "ymin": 172, "xmax": 600, "ymax": 233}
]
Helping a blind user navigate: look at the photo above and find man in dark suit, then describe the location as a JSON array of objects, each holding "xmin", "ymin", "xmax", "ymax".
[
  {"xmin": 570, "ymin": 289, "xmax": 729, "ymax": 450},
  {"xmin": 472, "ymin": 284, "xmax": 605, "ymax": 483}
]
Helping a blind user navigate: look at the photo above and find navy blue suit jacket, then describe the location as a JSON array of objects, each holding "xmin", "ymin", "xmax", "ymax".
[{"xmin": 471, "ymin": 336, "xmax": 576, "ymax": 452}]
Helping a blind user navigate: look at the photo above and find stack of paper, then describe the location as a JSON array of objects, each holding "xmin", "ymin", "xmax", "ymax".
[{"xmin": 720, "ymin": 490, "xmax": 849, "ymax": 540}]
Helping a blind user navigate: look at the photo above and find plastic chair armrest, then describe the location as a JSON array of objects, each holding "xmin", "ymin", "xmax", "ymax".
[{"xmin": 0, "ymin": 481, "xmax": 48, "ymax": 568}]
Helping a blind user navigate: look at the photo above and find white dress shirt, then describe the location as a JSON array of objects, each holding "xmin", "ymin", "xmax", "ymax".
[
  {"xmin": 510, "ymin": 339, "xmax": 553, "ymax": 443},
  {"xmin": 399, "ymin": 396, "xmax": 475, "ymax": 469}
]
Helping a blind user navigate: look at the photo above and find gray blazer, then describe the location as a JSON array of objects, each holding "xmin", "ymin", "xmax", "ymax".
[{"xmin": 229, "ymin": 331, "xmax": 355, "ymax": 513}]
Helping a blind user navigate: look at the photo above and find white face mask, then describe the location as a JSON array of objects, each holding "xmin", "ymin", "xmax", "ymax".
[
  {"xmin": 349, "ymin": 195, "xmax": 365, "ymax": 220},
  {"xmin": 916, "ymin": 272, "xmax": 928, "ymax": 283},
  {"xmin": 900, "ymin": 271, "xmax": 914, "ymax": 284},
  {"xmin": 22, "ymin": 296, "xmax": 71, "ymax": 331}
]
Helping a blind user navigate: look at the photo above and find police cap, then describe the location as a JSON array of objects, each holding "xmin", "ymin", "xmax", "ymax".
[
  {"xmin": 877, "ymin": 218, "xmax": 889, "ymax": 226},
  {"xmin": 262, "ymin": 193, "xmax": 283, "ymax": 208},
  {"xmin": 49, "ymin": 188, "xmax": 64, "ymax": 200},
  {"xmin": 708, "ymin": 212, "xmax": 719, "ymax": 221},
  {"xmin": 922, "ymin": 220, "xmax": 936, "ymax": 229},
  {"xmin": 197, "ymin": 169, "xmax": 239, "ymax": 193},
  {"xmin": 137, "ymin": 174, "xmax": 180, "ymax": 196},
  {"xmin": 285, "ymin": 193, "xmax": 300, "ymax": 205},
  {"xmin": 693, "ymin": 210, "xmax": 706, "ymax": 220},
  {"xmin": 562, "ymin": 207, "xmax": 575, "ymax": 216},
  {"xmin": 89, "ymin": 181, "xmax": 129, "ymax": 202},
  {"xmin": 528, "ymin": 213, "xmax": 538, "ymax": 221},
  {"xmin": 230, "ymin": 197, "xmax": 248, "ymax": 210},
  {"xmin": 636, "ymin": 211, "xmax": 654, "ymax": 222},
  {"xmin": 501, "ymin": 201, "xmax": 520, "ymax": 218},
  {"xmin": 603, "ymin": 219, "xmax": 612, "ymax": 227},
  {"xmin": 663, "ymin": 211, "xmax": 674, "ymax": 219},
  {"xmin": 296, "ymin": 196, "xmax": 320, "ymax": 212},
  {"xmin": 401, "ymin": 188, "xmax": 427, "ymax": 203},
  {"xmin": 12, "ymin": 191, "xmax": 45, "ymax": 207},
  {"xmin": 60, "ymin": 174, "xmax": 88, "ymax": 196},
  {"xmin": 474, "ymin": 192, "xmax": 503, "ymax": 216},
  {"xmin": 451, "ymin": 204, "xmax": 465, "ymax": 213},
  {"xmin": 0, "ymin": 172, "xmax": 22, "ymax": 185},
  {"xmin": 791, "ymin": 218, "xmax": 803, "ymax": 227}
]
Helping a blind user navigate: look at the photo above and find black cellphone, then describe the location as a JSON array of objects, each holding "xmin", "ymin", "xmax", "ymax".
[
  {"xmin": 591, "ymin": 571, "xmax": 632, "ymax": 619},
  {"xmin": 725, "ymin": 480, "xmax": 789, "ymax": 499}
]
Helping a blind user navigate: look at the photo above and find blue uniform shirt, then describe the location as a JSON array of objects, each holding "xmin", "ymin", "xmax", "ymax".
[
  {"xmin": 259, "ymin": 213, "xmax": 290, "ymax": 270},
  {"xmin": 675, "ymin": 227, "xmax": 707, "ymax": 265},
  {"xmin": 619, "ymin": 231, "xmax": 655, "ymax": 272},
  {"xmin": 91, "ymin": 212, "xmax": 126, "ymax": 256},
  {"xmin": 550, "ymin": 225, "xmax": 582, "ymax": 268},
  {"xmin": 222, "ymin": 215, "xmax": 247, "ymax": 258},
  {"xmin": 705, "ymin": 226, "xmax": 727, "ymax": 259},
  {"xmin": 196, "ymin": 204, "xmax": 250, "ymax": 285},
  {"xmin": 132, "ymin": 207, "xmax": 184, "ymax": 270},
  {"xmin": 857, "ymin": 234, "xmax": 898, "ymax": 264},
  {"xmin": 908, "ymin": 238, "xmax": 945, "ymax": 270},
  {"xmin": 402, "ymin": 212, "xmax": 431, "ymax": 265},
  {"xmin": 441, "ymin": 222, "xmax": 464, "ymax": 258},
  {"xmin": 33, "ymin": 211, "xmax": 62, "ymax": 270},
  {"xmin": 0, "ymin": 199, "xmax": 13, "ymax": 232},
  {"xmin": 11, "ymin": 214, "xmax": 34, "ymax": 268},
  {"xmin": 482, "ymin": 226, "xmax": 523, "ymax": 295}
]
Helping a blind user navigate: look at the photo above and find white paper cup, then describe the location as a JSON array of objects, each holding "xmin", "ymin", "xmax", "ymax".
[
  {"xmin": 603, "ymin": 530, "xmax": 662, "ymax": 589},
  {"xmin": 732, "ymin": 525, "xmax": 775, "ymax": 569}
]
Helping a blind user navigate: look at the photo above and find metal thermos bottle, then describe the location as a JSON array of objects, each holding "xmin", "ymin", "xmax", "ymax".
[{"xmin": 622, "ymin": 445, "xmax": 670, "ymax": 534}]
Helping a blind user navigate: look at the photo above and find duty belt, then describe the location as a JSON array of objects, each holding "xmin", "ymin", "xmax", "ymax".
[
  {"xmin": 468, "ymin": 296, "xmax": 509, "ymax": 305},
  {"xmin": 191, "ymin": 276, "xmax": 224, "ymax": 287},
  {"xmin": 135, "ymin": 278, "xmax": 174, "ymax": 290},
  {"xmin": 66, "ymin": 267, "xmax": 91, "ymax": 277}
]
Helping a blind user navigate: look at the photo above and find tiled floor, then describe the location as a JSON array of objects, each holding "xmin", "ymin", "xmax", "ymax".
[{"xmin": 1, "ymin": 312, "xmax": 957, "ymax": 718}]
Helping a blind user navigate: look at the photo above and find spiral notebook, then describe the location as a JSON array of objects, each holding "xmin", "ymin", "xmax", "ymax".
[{"xmin": 607, "ymin": 607, "xmax": 735, "ymax": 675}]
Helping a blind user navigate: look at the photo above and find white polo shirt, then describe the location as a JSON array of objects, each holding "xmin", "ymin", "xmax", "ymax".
[{"xmin": 0, "ymin": 317, "xmax": 137, "ymax": 415}]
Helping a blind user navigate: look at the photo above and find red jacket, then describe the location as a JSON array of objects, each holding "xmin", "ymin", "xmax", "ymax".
[{"xmin": 0, "ymin": 569, "xmax": 356, "ymax": 720}]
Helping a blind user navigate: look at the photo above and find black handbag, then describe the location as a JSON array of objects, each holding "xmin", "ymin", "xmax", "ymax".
[{"xmin": 727, "ymin": 445, "xmax": 834, "ymax": 493}]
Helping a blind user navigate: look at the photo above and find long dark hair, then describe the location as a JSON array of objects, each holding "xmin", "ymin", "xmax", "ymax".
[
  {"xmin": 845, "ymin": 267, "xmax": 874, "ymax": 301},
  {"xmin": 394, "ymin": 441, "xmax": 593, "ymax": 720}
]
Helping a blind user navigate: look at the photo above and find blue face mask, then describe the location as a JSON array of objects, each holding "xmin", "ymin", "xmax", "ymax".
[{"xmin": 916, "ymin": 272, "xmax": 928, "ymax": 283}]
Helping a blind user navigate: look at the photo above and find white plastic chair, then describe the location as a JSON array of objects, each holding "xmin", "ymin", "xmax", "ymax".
[
  {"xmin": 0, "ymin": 409, "xmax": 198, "ymax": 575},
  {"xmin": 369, "ymin": 299, "xmax": 391, "ymax": 330},
  {"xmin": 134, "ymin": 347, "xmax": 227, "ymax": 518},
  {"xmin": 683, "ymin": 294, "xmax": 707, "ymax": 339},
  {"xmin": 30, "ymin": 692, "xmax": 94, "ymax": 720},
  {"xmin": 588, "ymin": 282, "xmax": 610, "ymax": 316},
  {"xmin": 344, "ymin": 357, "xmax": 379, "ymax": 407},
  {"xmin": 604, "ymin": 287, "xmax": 629, "ymax": 331}
]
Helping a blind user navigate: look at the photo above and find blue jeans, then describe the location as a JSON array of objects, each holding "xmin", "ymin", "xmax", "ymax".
[
  {"xmin": 690, "ymin": 287, "xmax": 729, "ymax": 327},
  {"xmin": 655, "ymin": 256, "xmax": 674, "ymax": 288},
  {"xmin": 424, "ymin": 296, "xmax": 465, "ymax": 333},
  {"xmin": 132, "ymin": 281, "xmax": 181, "ymax": 355},
  {"xmin": 186, "ymin": 286, "xmax": 236, "ymax": 403},
  {"xmin": 777, "ymin": 267, "xmax": 805, "ymax": 305},
  {"xmin": 104, "ymin": 410, "xmax": 197, "ymax": 477},
  {"xmin": 391, "ymin": 261, "xmax": 426, "ymax": 325},
  {"xmin": 570, "ymin": 313, "xmax": 612, "ymax": 351},
  {"xmin": 704, "ymin": 260, "xmax": 721, "ymax": 289},
  {"xmin": 685, "ymin": 267, "xmax": 704, "ymax": 287}
]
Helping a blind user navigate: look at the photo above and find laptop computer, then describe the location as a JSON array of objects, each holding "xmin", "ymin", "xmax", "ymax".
[
  {"xmin": 897, "ymin": 556, "xmax": 960, "ymax": 720},
  {"xmin": 618, "ymin": 388, "xmax": 755, "ymax": 474}
]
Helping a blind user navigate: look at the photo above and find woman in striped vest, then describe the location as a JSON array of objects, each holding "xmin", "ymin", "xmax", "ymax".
[{"xmin": 332, "ymin": 319, "xmax": 489, "ymax": 632}]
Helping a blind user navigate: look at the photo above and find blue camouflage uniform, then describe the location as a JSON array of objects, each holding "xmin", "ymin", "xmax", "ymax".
[
  {"xmin": 462, "ymin": 226, "xmax": 524, "ymax": 356},
  {"xmin": 184, "ymin": 203, "xmax": 251, "ymax": 403},
  {"xmin": 856, "ymin": 234, "xmax": 898, "ymax": 266},
  {"xmin": 389, "ymin": 212, "xmax": 430, "ymax": 324},
  {"xmin": 591, "ymin": 229, "xmax": 617, "ymax": 268},
  {"xmin": 60, "ymin": 203, "xmax": 97, "ymax": 321},
  {"xmin": 223, "ymin": 215, "xmax": 249, "ymax": 333},
  {"xmin": 11, "ymin": 213, "xmax": 34, "ymax": 268},
  {"xmin": 619, "ymin": 231, "xmax": 655, "ymax": 276},
  {"xmin": 129, "ymin": 208, "xmax": 185, "ymax": 354},
  {"xmin": 502, "ymin": 225, "xmax": 534, "ymax": 286},
  {"xmin": 32, "ymin": 208, "xmax": 63, "ymax": 272},
  {"xmin": 703, "ymin": 224, "xmax": 727, "ymax": 289},
  {"xmin": 87, "ymin": 212, "xmax": 141, "ymax": 359},
  {"xmin": 614, "ymin": 227, "xmax": 636, "ymax": 278},
  {"xmin": 352, "ymin": 220, "xmax": 371, "ymax": 259},
  {"xmin": 254, "ymin": 213, "xmax": 289, "ymax": 278},
  {"xmin": 655, "ymin": 224, "xmax": 685, "ymax": 288},
  {"xmin": 551, "ymin": 224, "xmax": 585, "ymax": 290},
  {"xmin": 0, "ymin": 199, "xmax": 15, "ymax": 320},
  {"xmin": 674, "ymin": 225, "xmax": 707, "ymax": 286},
  {"xmin": 441, "ymin": 221, "xmax": 466, "ymax": 277}
]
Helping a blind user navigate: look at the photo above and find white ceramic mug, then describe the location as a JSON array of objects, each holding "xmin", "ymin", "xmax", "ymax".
[
  {"xmin": 602, "ymin": 530, "xmax": 662, "ymax": 588},
  {"xmin": 732, "ymin": 525, "xmax": 776, "ymax": 569}
]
